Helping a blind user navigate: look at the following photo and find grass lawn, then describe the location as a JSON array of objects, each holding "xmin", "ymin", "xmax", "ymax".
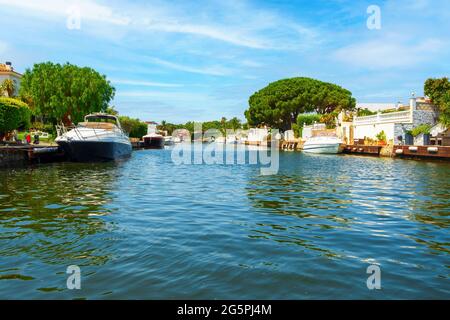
[{"xmin": 17, "ymin": 131, "xmax": 54, "ymax": 143}]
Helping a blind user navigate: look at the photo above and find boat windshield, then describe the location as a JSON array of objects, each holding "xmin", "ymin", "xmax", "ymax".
[
  {"xmin": 78, "ymin": 114, "xmax": 122, "ymax": 130},
  {"xmin": 85, "ymin": 115, "xmax": 116, "ymax": 123}
]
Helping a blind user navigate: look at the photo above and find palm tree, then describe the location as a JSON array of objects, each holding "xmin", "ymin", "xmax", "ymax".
[
  {"xmin": 220, "ymin": 117, "xmax": 227, "ymax": 135},
  {"xmin": 1, "ymin": 79, "xmax": 15, "ymax": 97},
  {"xmin": 229, "ymin": 117, "xmax": 242, "ymax": 130}
]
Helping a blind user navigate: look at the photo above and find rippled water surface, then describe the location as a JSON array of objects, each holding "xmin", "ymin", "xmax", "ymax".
[{"xmin": 0, "ymin": 147, "xmax": 449, "ymax": 299}]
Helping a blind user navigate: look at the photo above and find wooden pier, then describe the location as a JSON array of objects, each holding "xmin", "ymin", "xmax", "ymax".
[
  {"xmin": 280, "ymin": 140, "xmax": 303, "ymax": 151},
  {"xmin": 393, "ymin": 145, "xmax": 450, "ymax": 160},
  {"xmin": 342, "ymin": 145, "xmax": 383, "ymax": 156},
  {"xmin": 0, "ymin": 145, "xmax": 66, "ymax": 167}
]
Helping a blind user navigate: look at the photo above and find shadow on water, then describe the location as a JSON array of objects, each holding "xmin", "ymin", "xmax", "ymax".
[{"xmin": 0, "ymin": 162, "xmax": 120, "ymax": 297}]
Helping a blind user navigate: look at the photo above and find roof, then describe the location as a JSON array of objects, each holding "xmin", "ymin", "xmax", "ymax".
[{"xmin": 0, "ymin": 64, "xmax": 22, "ymax": 77}]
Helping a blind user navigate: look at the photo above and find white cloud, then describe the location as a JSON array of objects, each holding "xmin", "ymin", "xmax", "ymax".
[
  {"xmin": 141, "ymin": 20, "xmax": 268, "ymax": 49},
  {"xmin": 0, "ymin": 0, "xmax": 130, "ymax": 25},
  {"xmin": 147, "ymin": 57, "xmax": 233, "ymax": 76},
  {"xmin": 333, "ymin": 38, "xmax": 446, "ymax": 69},
  {"xmin": 0, "ymin": 0, "xmax": 318, "ymax": 50}
]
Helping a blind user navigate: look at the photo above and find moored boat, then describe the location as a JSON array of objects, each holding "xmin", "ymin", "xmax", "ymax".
[
  {"xmin": 164, "ymin": 136, "xmax": 174, "ymax": 146},
  {"xmin": 55, "ymin": 113, "xmax": 132, "ymax": 161},
  {"xmin": 142, "ymin": 121, "xmax": 164, "ymax": 149},
  {"xmin": 303, "ymin": 136, "xmax": 343, "ymax": 154}
]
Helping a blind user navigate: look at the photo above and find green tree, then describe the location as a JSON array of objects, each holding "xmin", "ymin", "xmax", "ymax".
[
  {"xmin": 118, "ymin": 116, "xmax": 147, "ymax": 138},
  {"xmin": 227, "ymin": 117, "xmax": 242, "ymax": 130},
  {"xmin": 19, "ymin": 62, "xmax": 115, "ymax": 125},
  {"xmin": 0, "ymin": 97, "xmax": 31, "ymax": 138},
  {"xmin": 319, "ymin": 112, "xmax": 338, "ymax": 129},
  {"xmin": 424, "ymin": 77, "xmax": 450, "ymax": 127},
  {"xmin": 0, "ymin": 79, "xmax": 16, "ymax": 97},
  {"xmin": 245, "ymin": 77, "xmax": 355, "ymax": 130},
  {"xmin": 105, "ymin": 106, "xmax": 119, "ymax": 115}
]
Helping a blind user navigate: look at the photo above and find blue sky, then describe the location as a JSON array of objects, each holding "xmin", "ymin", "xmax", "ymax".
[{"xmin": 1, "ymin": 0, "xmax": 449, "ymax": 123}]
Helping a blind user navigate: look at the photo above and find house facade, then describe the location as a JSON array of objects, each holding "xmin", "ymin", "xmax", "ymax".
[
  {"xmin": 0, "ymin": 62, "xmax": 22, "ymax": 96},
  {"xmin": 300, "ymin": 95, "xmax": 439, "ymax": 145},
  {"xmin": 352, "ymin": 95, "xmax": 438, "ymax": 144},
  {"xmin": 246, "ymin": 127, "xmax": 269, "ymax": 143}
]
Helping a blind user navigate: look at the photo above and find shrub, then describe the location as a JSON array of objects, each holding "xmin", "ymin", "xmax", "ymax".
[
  {"xmin": 357, "ymin": 108, "xmax": 377, "ymax": 117},
  {"xmin": 319, "ymin": 113, "xmax": 338, "ymax": 129},
  {"xmin": 376, "ymin": 130, "xmax": 387, "ymax": 142},
  {"xmin": 118, "ymin": 116, "xmax": 147, "ymax": 138},
  {"xmin": 0, "ymin": 97, "xmax": 31, "ymax": 135},
  {"xmin": 292, "ymin": 123, "xmax": 301, "ymax": 138},
  {"xmin": 411, "ymin": 124, "xmax": 431, "ymax": 137},
  {"xmin": 297, "ymin": 113, "xmax": 321, "ymax": 127}
]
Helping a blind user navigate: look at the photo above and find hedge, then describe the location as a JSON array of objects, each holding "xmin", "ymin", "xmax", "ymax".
[
  {"xmin": 118, "ymin": 116, "xmax": 147, "ymax": 138},
  {"xmin": 0, "ymin": 97, "xmax": 32, "ymax": 135}
]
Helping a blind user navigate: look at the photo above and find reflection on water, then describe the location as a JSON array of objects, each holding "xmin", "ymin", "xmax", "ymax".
[
  {"xmin": 0, "ymin": 162, "xmax": 119, "ymax": 297},
  {"xmin": 0, "ymin": 150, "xmax": 449, "ymax": 299}
]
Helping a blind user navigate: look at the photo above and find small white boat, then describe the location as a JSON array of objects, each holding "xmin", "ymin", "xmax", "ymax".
[
  {"xmin": 215, "ymin": 136, "xmax": 226, "ymax": 144},
  {"xmin": 303, "ymin": 136, "xmax": 343, "ymax": 154},
  {"xmin": 226, "ymin": 135, "xmax": 239, "ymax": 144},
  {"xmin": 164, "ymin": 136, "xmax": 174, "ymax": 146}
]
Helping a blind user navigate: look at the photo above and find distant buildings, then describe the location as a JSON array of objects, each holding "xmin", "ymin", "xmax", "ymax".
[
  {"xmin": 246, "ymin": 127, "xmax": 269, "ymax": 145},
  {"xmin": 0, "ymin": 62, "xmax": 22, "ymax": 97}
]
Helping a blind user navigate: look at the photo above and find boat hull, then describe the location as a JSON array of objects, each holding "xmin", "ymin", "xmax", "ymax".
[
  {"xmin": 303, "ymin": 143, "xmax": 343, "ymax": 154},
  {"xmin": 143, "ymin": 136, "xmax": 165, "ymax": 149},
  {"xmin": 57, "ymin": 140, "xmax": 132, "ymax": 162}
]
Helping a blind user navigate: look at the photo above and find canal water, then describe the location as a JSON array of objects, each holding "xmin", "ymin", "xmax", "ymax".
[{"xmin": 0, "ymin": 147, "xmax": 449, "ymax": 299}]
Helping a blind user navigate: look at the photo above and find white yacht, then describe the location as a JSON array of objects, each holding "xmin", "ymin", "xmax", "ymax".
[
  {"xmin": 303, "ymin": 136, "xmax": 343, "ymax": 154},
  {"xmin": 55, "ymin": 113, "xmax": 132, "ymax": 161}
]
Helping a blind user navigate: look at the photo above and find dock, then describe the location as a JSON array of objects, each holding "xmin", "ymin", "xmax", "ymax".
[
  {"xmin": 0, "ymin": 145, "xmax": 66, "ymax": 167},
  {"xmin": 280, "ymin": 140, "xmax": 303, "ymax": 151},
  {"xmin": 393, "ymin": 145, "xmax": 450, "ymax": 159},
  {"xmin": 342, "ymin": 145, "xmax": 383, "ymax": 156}
]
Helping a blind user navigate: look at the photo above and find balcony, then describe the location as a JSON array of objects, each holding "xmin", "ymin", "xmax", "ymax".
[{"xmin": 354, "ymin": 110, "xmax": 411, "ymax": 125}]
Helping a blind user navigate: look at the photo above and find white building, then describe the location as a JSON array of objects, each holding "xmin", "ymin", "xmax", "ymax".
[
  {"xmin": 302, "ymin": 123, "xmax": 326, "ymax": 139},
  {"xmin": 145, "ymin": 121, "xmax": 158, "ymax": 135},
  {"xmin": 0, "ymin": 62, "xmax": 22, "ymax": 96},
  {"xmin": 283, "ymin": 129, "xmax": 296, "ymax": 141},
  {"xmin": 352, "ymin": 95, "xmax": 438, "ymax": 144},
  {"xmin": 246, "ymin": 127, "xmax": 269, "ymax": 144}
]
